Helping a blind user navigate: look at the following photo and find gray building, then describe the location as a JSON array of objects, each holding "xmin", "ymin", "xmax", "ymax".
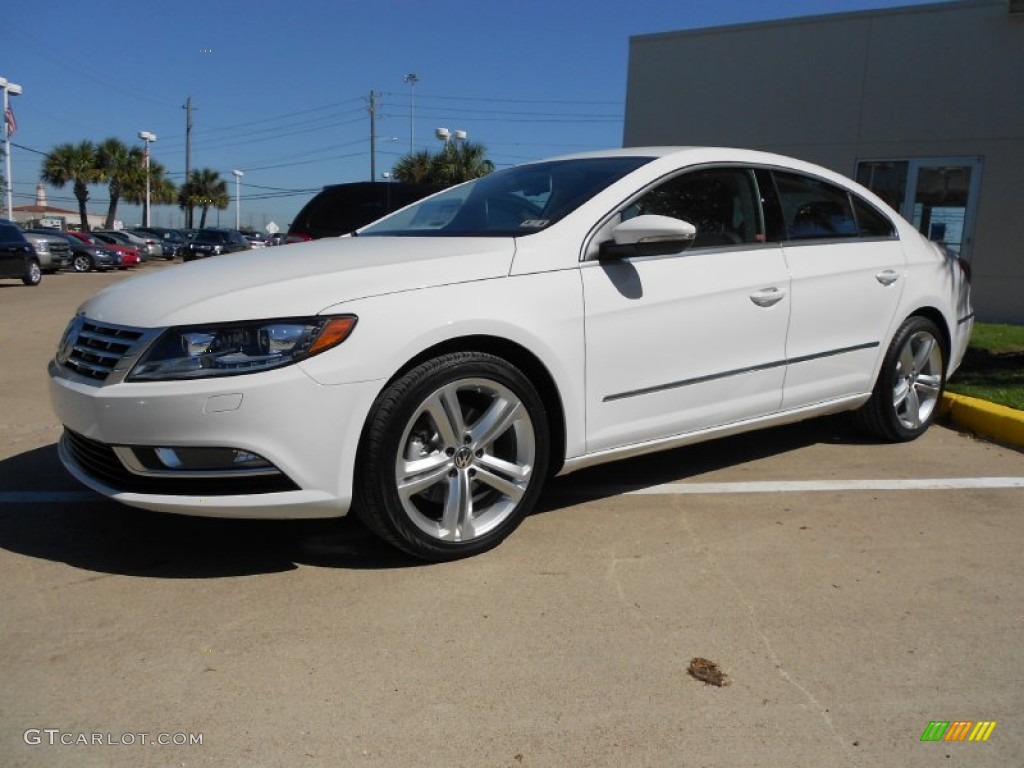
[{"xmin": 624, "ymin": 0, "xmax": 1023, "ymax": 322}]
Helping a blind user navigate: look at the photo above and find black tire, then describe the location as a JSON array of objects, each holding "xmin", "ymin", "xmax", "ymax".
[
  {"xmin": 22, "ymin": 259, "xmax": 42, "ymax": 286},
  {"xmin": 72, "ymin": 254, "xmax": 94, "ymax": 273},
  {"xmin": 355, "ymin": 352, "xmax": 550, "ymax": 561},
  {"xmin": 854, "ymin": 316, "xmax": 946, "ymax": 442}
]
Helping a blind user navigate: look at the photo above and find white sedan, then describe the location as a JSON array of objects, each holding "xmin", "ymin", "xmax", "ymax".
[{"xmin": 48, "ymin": 148, "xmax": 974, "ymax": 561}]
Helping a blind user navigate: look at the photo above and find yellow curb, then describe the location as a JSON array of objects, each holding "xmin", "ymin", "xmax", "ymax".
[{"xmin": 940, "ymin": 392, "xmax": 1024, "ymax": 448}]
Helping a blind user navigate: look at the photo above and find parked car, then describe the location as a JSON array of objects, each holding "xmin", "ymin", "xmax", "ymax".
[
  {"xmin": 18, "ymin": 228, "xmax": 72, "ymax": 273},
  {"xmin": 181, "ymin": 228, "xmax": 250, "ymax": 261},
  {"xmin": 48, "ymin": 147, "xmax": 973, "ymax": 562},
  {"xmin": 131, "ymin": 227, "xmax": 186, "ymax": 259},
  {"xmin": 40, "ymin": 231, "xmax": 121, "ymax": 272},
  {"xmin": 243, "ymin": 232, "xmax": 268, "ymax": 248},
  {"xmin": 0, "ymin": 219, "xmax": 42, "ymax": 285},
  {"xmin": 285, "ymin": 182, "xmax": 445, "ymax": 243},
  {"xmin": 94, "ymin": 230, "xmax": 160, "ymax": 260},
  {"xmin": 66, "ymin": 232, "xmax": 140, "ymax": 269}
]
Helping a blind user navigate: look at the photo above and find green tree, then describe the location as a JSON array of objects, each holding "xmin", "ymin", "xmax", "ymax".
[
  {"xmin": 146, "ymin": 172, "xmax": 178, "ymax": 207},
  {"xmin": 392, "ymin": 141, "xmax": 494, "ymax": 185},
  {"xmin": 123, "ymin": 158, "xmax": 176, "ymax": 220},
  {"xmin": 392, "ymin": 150, "xmax": 435, "ymax": 183},
  {"xmin": 40, "ymin": 141, "xmax": 101, "ymax": 231},
  {"xmin": 179, "ymin": 169, "xmax": 228, "ymax": 229},
  {"xmin": 96, "ymin": 137, "xmax": 146, "ymax": 229}
]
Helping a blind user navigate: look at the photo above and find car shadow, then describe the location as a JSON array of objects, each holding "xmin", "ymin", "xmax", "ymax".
[
  {"xmin": 0, "ymin": 416, "xmax": 874, "ymax": 577},
  {"xmin": 537, "ymin": 413, "xmax": 872, "ymax": 511}
]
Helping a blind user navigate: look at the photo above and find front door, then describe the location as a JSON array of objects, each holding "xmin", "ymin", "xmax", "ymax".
[{"xmin": 582, "ymin": 167, "xmax": 790, "ymax": 454}]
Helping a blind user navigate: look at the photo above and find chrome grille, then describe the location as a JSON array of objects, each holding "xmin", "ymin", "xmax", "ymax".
[{"xmin": 58, "ymin": 317, "xmax": 150, "ymax": 382}]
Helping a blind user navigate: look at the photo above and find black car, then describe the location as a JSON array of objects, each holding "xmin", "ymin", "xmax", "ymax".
[
  {"xmin": 0, "ymin": 219, "xmax": 42, "ymax": 286},
  {"xmin": 182, "ymin": 228, "xmax": 251, "ymax": 261},
  {"xmin": 286, "ymin": 182, "xmax": 445, "ymax": 243}
]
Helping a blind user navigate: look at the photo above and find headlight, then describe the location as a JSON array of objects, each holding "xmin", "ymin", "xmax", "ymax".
[{"xmin": 128, "ymin": 315, "xmax": 357, "ymax": 381}]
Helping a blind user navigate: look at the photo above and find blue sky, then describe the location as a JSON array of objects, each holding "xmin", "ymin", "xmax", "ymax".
[{"xmin": 5, "ymin": 0, "xmax": 943, "ymax": 230}]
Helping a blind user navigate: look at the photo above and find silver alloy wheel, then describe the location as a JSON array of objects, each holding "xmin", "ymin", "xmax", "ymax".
[
  {"xmin": 25, "ymin": 261, "xmax": 42, "ymax": 285},
  {"xmin": 892, "ymin": 329, "xmax": 943, "ymax": 430},
  {"xmin": 394, "ymin": 377, "xmax": 537, "ymax": 543},
  {"xmin": 72, "ymin": 254, "xmax": 92, "ymax": 272}
]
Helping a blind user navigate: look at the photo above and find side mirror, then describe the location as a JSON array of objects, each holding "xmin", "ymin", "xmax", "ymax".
[{"xmin": 598, "ymin": 214, "xmax": 697, "ymax": 259}]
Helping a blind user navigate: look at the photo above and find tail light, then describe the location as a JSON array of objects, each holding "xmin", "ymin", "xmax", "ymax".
[{"xmin": 285, "ymin": 231, "xmax": 312, "ymax": 244}]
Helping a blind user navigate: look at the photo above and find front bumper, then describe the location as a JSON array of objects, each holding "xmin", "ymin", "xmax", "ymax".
[{"xmin": 49, "ymin": 358, "xmax": 383, "ymax": 519}]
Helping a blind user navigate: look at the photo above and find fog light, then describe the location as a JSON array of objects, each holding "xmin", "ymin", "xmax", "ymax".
[
  {"xmin": 152, "ymin": 447, "xmax": 274, "ymax": 471},
  {"xmin": 114, "ymin": 444, "xmax": 281, "ymax": 478}
]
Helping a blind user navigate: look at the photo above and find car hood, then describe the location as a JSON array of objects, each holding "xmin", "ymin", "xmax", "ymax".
[{"xmin": 79, "ymin": 236, "xmax": 516, "ymax": 327}]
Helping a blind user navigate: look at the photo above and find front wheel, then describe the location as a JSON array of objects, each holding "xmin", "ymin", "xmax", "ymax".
[
  {"xmin": 854, "ymin": 316, "xmax": 946, "ymax": 442},
  {"xmin": 22, "ymin": 259, "xmax": 42, "ymax": 286},
  {"xmin": 355, "ymin": 352, "xmax": 550, "ymax": 561}
]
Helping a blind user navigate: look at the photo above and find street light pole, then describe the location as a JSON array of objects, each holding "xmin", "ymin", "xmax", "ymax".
[
  {"xmin": 2, "ymin": 76, "xmax": 23, "ymax": 221},
  {"xmin": 138, "ymin": 131, "xmax": 156, "ymax": 227},
  {"xmin": 403, "ymin": 73, "xmax": 419, "ymax": 154},
  {"xmin": 232, "ymin": 170, "xmax": 244, "ymax": 230}
]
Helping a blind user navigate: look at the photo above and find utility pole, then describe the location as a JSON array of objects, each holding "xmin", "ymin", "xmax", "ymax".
[
  {"xmin": 403, "ymin": 73, "xmax": 419, "ymax": 154},
  {"xmin": 368, "ymin": 90, "xmax": 377, "ymax": 182},
  {"xmin": 183, "ymin": 96, "xmax": 195, "ymax": 227}
]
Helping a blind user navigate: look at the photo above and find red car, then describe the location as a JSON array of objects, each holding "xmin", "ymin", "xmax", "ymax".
[{"xmin": 68, "ymin": 231, "xmax": 141, "ymax": 268}]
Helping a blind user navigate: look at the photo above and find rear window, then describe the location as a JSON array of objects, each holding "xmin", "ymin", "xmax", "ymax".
[{"xmin": 770, "ymin": 171, "xmax": 896, "ymax": 241}]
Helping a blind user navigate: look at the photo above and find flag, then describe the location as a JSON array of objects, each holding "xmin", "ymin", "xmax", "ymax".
[{"xmin": 4, "ymin": 105, "xmax": 15, "ymax": 137}]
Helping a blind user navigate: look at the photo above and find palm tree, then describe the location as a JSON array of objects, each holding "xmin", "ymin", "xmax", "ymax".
[
  {"xmin": 41, "ymin": 141, "xmax": 101, "ymax": 231},
  {"xmin": 392, "ymin": 150, "xmax": 435, "ymax": 183},
  {"xmin": 444, "ymin": 141, "xmax": 495, "ymax": 183},
  {"xmin": 124, "ymin": 160, "xmax": 176, "ymax": 219},
  {"xmin": 96, "ymin": 138, "xmax": 147, "ymax": 229},
  {"xmin": 179, "ymin": 169, "xmax": 228, "ymax": 228},
  {"xmin": 392, "ymin": 141, "xmax": 495, "ymax": 185}
]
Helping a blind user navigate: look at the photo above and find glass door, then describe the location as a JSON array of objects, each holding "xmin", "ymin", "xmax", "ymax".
[{"xmin": 856, "ymin": 156, "xmax": 983, "ymax": 260}]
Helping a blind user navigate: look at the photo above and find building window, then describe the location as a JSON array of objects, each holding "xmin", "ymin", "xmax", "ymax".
[{"xmin": 856, "ymin": 157, "xmax": 983, "ymax": 258}]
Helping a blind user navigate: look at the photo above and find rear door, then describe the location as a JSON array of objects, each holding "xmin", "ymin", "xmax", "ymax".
[{"xmin": 762, "ymin": 170, "xmax": 906, "ymax": 408}]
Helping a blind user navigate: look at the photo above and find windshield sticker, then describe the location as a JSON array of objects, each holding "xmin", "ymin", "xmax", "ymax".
[{"xmin": 520, "ymin": 220, "xmax": 550, "ymax": 228}]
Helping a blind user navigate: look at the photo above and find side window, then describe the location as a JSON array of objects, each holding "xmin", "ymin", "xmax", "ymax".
[
  {"xmin": 0, "ymin": 224, "xmax": 23, "ymax": 243},
  {"xmin": 628, "ymin": 168, "xmax": 763, "ymax": 249},
  {"xmin": 851, "ymin": 195, "xmax": 897, "ymax": 238},
  {"xmin": 773, "ymin": 172, "xmax": 857, "ymax": 241}
]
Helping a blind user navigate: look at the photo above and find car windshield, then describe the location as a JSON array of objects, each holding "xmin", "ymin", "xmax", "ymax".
[{"xmin": 359, "ymin": 156, "xmax": 652, "ymax": 237}]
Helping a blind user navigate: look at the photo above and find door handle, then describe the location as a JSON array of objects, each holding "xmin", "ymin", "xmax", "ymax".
[
  {"xmin": 875, "ymin": 270, "xmax": 901, "ymax": 286},
  {"xmin": 749, "ymin": 287, "xmax": 786, "ymax": 307}
]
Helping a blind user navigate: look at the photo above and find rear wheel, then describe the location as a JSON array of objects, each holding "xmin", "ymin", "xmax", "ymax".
[
  {"xmin": 355, "ymin": 352, "xmax": 549, "ymax": 561},
  {"xmin": 855, "ymin": 316, "xmax": 945, "ymax": 442},
  {"xmin": 72, "ymin": 254, "xmax": 94, "ymax": 273}
]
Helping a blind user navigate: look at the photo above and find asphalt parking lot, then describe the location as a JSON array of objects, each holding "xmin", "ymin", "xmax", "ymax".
[{"xmin": 1, "ymin": 265, "xmax": 1022, "ymax": 767}]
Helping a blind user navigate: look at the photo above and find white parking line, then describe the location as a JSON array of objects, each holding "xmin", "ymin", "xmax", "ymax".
[
  {"xmin": 2, "ymin": 477, "xmax": 1023, "ymax": 504},
  {"xmin": 624, "ymin": 477, "xmax": 1024, "ymax": 495}
]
